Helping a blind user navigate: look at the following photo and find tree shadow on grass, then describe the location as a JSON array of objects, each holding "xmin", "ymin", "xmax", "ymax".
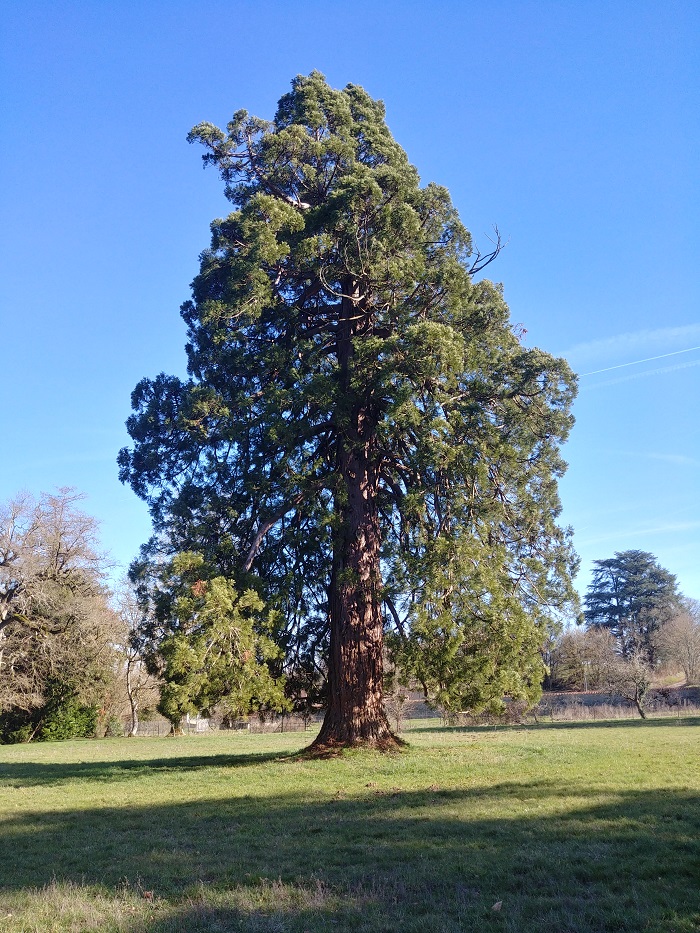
[
  {"xmin": 0, "ymin": 750, "xmax": 294, "ymax": 787},
  {"xmin": 1, "ymin": 778, "xmax": 699, "ymax": 932}
]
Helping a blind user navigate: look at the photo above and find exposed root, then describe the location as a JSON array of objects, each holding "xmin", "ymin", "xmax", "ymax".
[{"xmin": 301, "ymin": 732, "xmax": 407, "ymax": 759}]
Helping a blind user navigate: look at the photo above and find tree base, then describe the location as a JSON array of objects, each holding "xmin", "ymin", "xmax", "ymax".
[
  {"xmin": 303, "ymin": 734, "xmax": 406, "ymax": 758},
  {"xmin": 305, "ymin": 710, "xmax": 406, "ymax": 756}
]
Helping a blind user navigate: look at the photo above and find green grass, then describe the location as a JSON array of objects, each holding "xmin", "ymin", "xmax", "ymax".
[{"xmin": 1, "ymin": 719, "xmax": 699, "ymax": 932}]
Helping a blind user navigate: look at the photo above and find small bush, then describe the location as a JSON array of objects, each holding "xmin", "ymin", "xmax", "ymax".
[
  {"xmin": 0, "ymin": 681, "xmax": 99, "ymax": 744},
  {"xmin": 0, "ymin": 714, "xmax": 35, "ymax": 744},
  {"xmin": 37, "ymin": 694, "xmax": 98, "ymax": 741}
]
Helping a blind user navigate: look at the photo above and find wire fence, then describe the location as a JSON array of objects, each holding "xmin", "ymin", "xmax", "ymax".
[{"xmin": 121, "ymin": 687, "xmax": 700, "ymax": 737}]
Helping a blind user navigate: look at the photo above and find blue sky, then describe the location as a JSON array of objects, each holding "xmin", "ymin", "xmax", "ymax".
[{"xmin": 2, "ymin": 1, "xmax": 698, "ymax": 600}]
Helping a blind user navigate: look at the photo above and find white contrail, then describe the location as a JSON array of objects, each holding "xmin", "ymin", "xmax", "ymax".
[
  {"xmin": 563, "ymin": 324, "xmax": 700, "ymax": 366},
  {"xmin": 583, "ymin": 357, "xmax": 700, "ymax": 389},
  {"xmin": 581, "ymin": 345, "xmax": 700, "ymax": 376}
]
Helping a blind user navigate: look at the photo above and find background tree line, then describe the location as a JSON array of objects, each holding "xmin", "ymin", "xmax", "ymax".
[
  {"xmin": 547, "ymin": 550, "xmax": 700, "ymax": 717},
  {"xmin": 1, "ymin": 491, "xmax": 696, "ymax": 742}
]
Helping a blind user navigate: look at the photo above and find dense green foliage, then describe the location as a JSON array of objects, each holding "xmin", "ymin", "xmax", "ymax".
[
  {"xmin": 120, "ymin": 73, "xmax": 578, "ymax": 734},
  {"xmin": 584, "ymin": 550, "xmax": 681, "ymax": 660},
  {"xmin": 154, "ymin": 553, "xmax": 288, "ymax": 729},
  {"xmin": 0, "ymin": 678, "xmax": 100, "ymax": 744}
]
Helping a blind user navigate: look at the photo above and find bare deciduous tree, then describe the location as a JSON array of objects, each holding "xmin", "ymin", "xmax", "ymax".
[
  {"xmin": 0, "ymin": 490, "xmax": 119, "ymax": 740},
  {"xmin": 599, "ymin": 651, "xmax": 653, "ymax": 719},
  {"xmin": 549, "ymin": 627, "xmax": 617, "ymax": 691},
  {"xmin": 656, "ymin": 600, "xmax": 700, "ymax": 685},
  {"xmin": 549, "ymin": 626, "xmax": 653, "ymax": 717},
  {"xmin": 0, "ymin": 489, "xmax": 104, "ymax": 641},
  {"xmin": 112, "ymin": 584, "xmax": 161, "ymax": 737}
]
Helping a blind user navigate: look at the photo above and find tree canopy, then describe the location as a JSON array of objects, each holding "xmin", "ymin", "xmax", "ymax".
[
  {"xmin": 119, "ymin": 72, "xmax": 578, "ymax": 749},
  {"xmin": 584, "ymin": 549, "xmax": 681, "ymax": 661}
]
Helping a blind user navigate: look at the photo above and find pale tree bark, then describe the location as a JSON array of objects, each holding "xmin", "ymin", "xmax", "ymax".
[
  {"xmin": 125, "ymin": 653, "xmax": 140, "ymax": 737},
  {"xmin": 114, "ymin": 584, "xmax": 162, "ymax": 738}
]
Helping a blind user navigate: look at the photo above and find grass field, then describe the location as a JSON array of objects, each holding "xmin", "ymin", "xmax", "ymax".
[{"xmin": 0, "ymin": 719, "xmax": 699, "ymax": 932}]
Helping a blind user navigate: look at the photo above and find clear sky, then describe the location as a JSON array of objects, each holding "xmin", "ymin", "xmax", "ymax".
[{"xmin": 2, "ymin": 1, "xmax": 698, "ymax": 600}]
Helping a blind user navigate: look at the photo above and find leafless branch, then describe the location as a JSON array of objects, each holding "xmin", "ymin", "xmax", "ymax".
[{"xmin": 468, "ymin": 225, "xmax": 507, "ymax": 275}]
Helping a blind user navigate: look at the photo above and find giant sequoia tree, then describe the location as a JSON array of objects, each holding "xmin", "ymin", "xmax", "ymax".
[{"xmin": 119, "ymin": 73, "xmax": 578, "ymax": 749}]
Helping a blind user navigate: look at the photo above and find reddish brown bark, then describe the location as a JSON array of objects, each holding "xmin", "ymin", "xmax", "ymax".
[
  {"xmin": 310, "ymin": 281, "xmax": 400, "ymax": 752},
  {"xmin": 311, "ymin": 441, "xmax": 399, "ymax": 751}
]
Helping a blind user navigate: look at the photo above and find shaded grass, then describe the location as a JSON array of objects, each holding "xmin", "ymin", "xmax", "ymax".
[{"xmin": 1, "ymin": 721, "xmax": 699, "ymax": 931}]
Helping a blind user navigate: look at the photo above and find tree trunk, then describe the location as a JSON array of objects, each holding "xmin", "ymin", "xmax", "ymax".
[
  {"xmin": 309, "ymin": 280, "xmax": 399, "ymax": 753},
  {"xmin": 126, "ymin": 657, "xmax": 139, "ymax": 737},
  {"xmin": 128, "ymin": 695, "xmax": 139, "ymax": 737},
  {"xmin": 310, "ymin": 442, "xmax": 398, "ymax": 752}
]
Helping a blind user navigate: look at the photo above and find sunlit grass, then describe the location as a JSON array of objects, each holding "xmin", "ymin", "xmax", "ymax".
[{"xmin": 1, "ymin": 719, "xmax": 699, "ymax": 931}]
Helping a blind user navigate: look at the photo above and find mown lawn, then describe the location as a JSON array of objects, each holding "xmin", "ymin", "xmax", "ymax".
[{"xmin": 0, "ymin": 718, "xmax": 698, "ymax": 932}]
